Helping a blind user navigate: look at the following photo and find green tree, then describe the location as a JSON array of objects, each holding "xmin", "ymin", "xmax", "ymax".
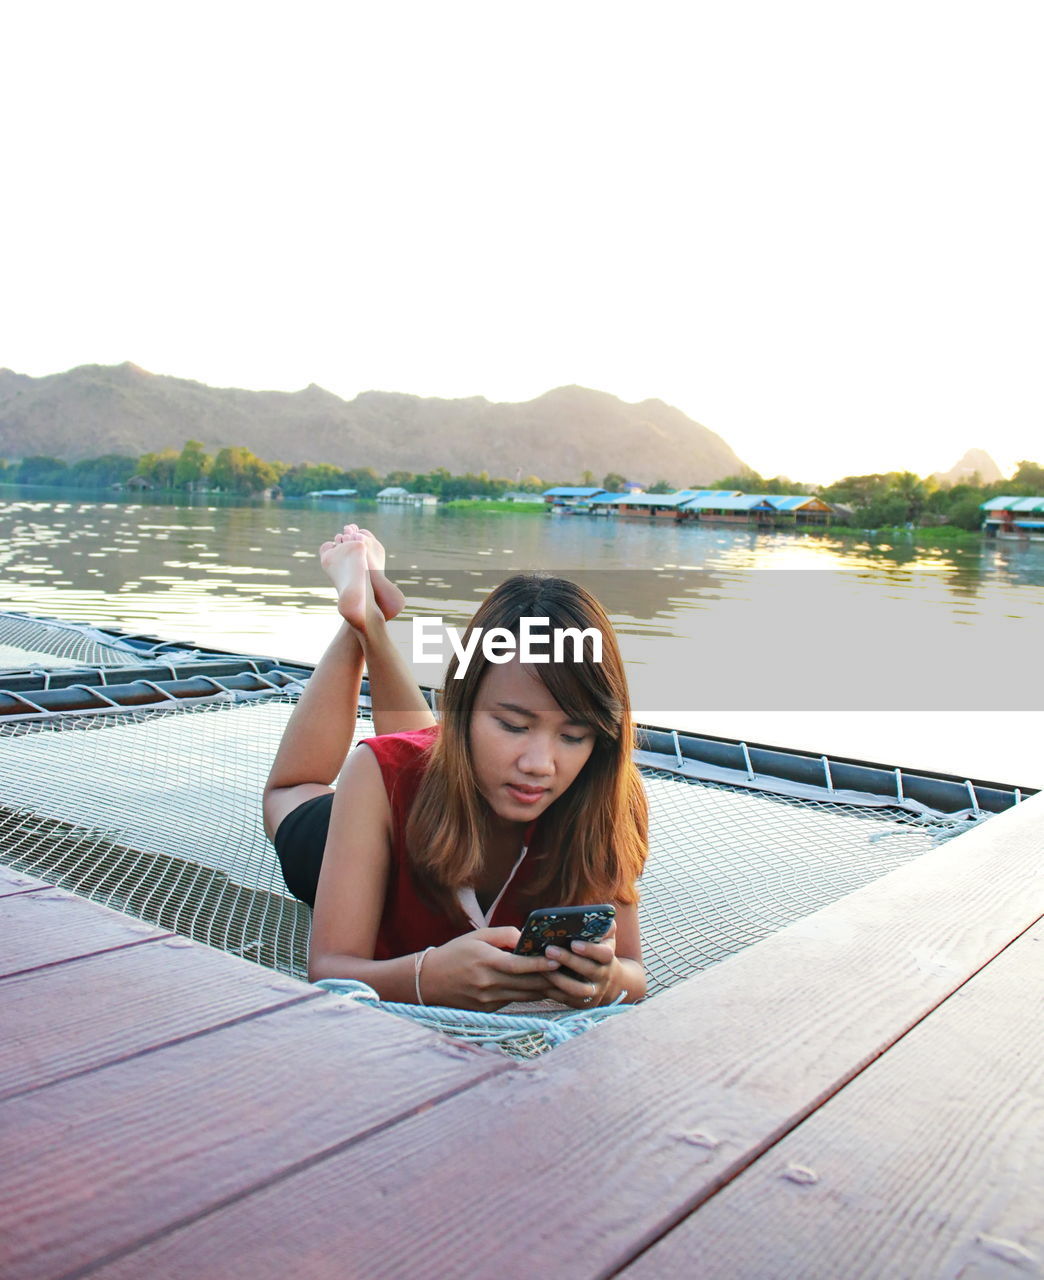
[
  {"xmin": 137, "ymin": 449, "xmax": 179, "ymax": 488},
  {"xmin": 174, "ymin": 440, "xmax": 211, "ymax": 489},
  {"xmin": 821, "ymin": 473, "xmax": 891, "ymax": 508},
  {"xmin": 601, "ymin": 472, "xmax": 627, "ymax": 492},
  {"xmin": 1011, "ymin": 460, "xmax": 1044, "ymax": 492},
  {"xmin": 858, "ymin": 493, "xmax": 911, "ymax": 527},
  {"xmin": 408, "ymin": 467, "xmax": 452, "ymax": 497},
  {"xmin": 211, "ymin": 446, "xmax": 279, "ymax": 494},
  {"xmin": 647, "ymin": 479, "xmax": 676, "ymax": 494},
  {"xmin": 279, "ymin": 462, "xmax": 354, "ymax": 496},
  {"xmin": 948, "ymin": 493, "xmax": 988, "ymax": 530},
  {"xmin": 343, "ymin": 467, "xmax": 381, "ymax": 498},
  {"xmin": 890, "ymin": 471, "xmax": 932, "ymax": 522},
  {"xmin": 710, "ymin": 471, "xmax": 764, "ymax": 492},
  {"xmin": 15, "ymin": 455, "xmax": 68, "ymax": 485},
  {"xmin": 70, "ymin": 454, "xmax": 138, "ymax": 488}
]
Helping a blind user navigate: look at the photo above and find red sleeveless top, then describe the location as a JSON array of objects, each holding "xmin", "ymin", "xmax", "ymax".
[{"xmin": 360, "ymin": 726, "xmax": 543, "ymax": 960}]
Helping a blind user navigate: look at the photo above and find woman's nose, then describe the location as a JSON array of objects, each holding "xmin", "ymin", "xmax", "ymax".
[{"xmin": 518, "ymin": 734, "xmax": 555, "ymax": 775}]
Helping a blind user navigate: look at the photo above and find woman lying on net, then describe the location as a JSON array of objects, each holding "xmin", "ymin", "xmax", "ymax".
[{"xmin": 263, "ymin": 525, "xmax": 648, "ymax": 1012}]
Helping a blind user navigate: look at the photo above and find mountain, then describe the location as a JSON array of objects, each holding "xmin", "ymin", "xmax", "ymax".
[
  {"xmin": 931, "ymin": 448, "xmax": 1004, "ymax": 488},
  {"xmin": 0, "ymin": 363, "xmax": 748, "ymax": 485}
]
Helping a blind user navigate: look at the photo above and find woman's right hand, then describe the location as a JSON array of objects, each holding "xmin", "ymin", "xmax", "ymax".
[{"xmin": 419, "ymin": 927, "xmax": 561, "ymax": 1011}]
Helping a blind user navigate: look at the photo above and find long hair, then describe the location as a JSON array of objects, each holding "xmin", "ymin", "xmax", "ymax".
[{"xmin": 406, "ymin": 575, "xmax": 648, "ymax": 913}]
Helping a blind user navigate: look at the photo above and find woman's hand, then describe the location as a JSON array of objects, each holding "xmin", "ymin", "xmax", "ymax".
[
  {"xmin": 544, "ymin": 920, "xmax": 620, "ymax": 1009},
  {"xmin": 419, "ymin": 927, "xmax": 562, "ymax": 1011}
]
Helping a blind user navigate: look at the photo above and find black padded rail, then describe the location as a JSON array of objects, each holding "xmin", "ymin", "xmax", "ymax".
[
  {"xmin": 0, "ymin": 658, "xmax": 314, "ymax": 693},
  {"xmin": 0, "ymin": 632, "xmax": 1030, "ymax": 815},
  {"xmin": 0, "ymin": 668, "xmax": 308, "ymax": 717},
  {"xmin": 637, "ymin": 725, "xmax": 1032, "ymax": 814}
]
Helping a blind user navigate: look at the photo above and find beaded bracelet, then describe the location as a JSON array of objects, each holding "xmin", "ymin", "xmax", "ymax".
[{"xmin": 414, "ymin": 945, "xmax": 435, "ymax": 1006}]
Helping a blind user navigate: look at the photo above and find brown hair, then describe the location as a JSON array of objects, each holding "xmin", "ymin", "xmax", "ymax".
[{"xmin": 406, "ymin": 575, "xmax": 648, "ymax": 914}]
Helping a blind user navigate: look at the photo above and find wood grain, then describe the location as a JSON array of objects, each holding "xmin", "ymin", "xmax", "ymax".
[
  {"xmin": 0, "ymin": 996, "xmax": 507, "ymax": 1280},
  {"xmin": 621, "ymin": 917, "xmax": 1044, "ymax": 1279},
  {"xmin": 0, "ymin": 887, "xmax": 170, "ymax": 977},
  {"xmin": 0, "ymin": 865, "xmax": 48, "ymax": 897},
  {"xmin": 83, "ymin": 792, "xmax": 1044, "ymax": 1279},
  {"xmin": 0, "ymin": 937, "xmax": 315, "ymax": 1099}
]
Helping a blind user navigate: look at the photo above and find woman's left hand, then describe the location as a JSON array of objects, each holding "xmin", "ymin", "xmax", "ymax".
[{"xmin": 543, "ymin": 921, "xmax": 619, "ymax": 1009}]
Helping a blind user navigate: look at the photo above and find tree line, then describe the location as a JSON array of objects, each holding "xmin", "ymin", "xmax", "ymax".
[
  {"xmin": 699, "ymin": 464, "xmax": 1044, "ymax": 530},
  {"xmin": 1, "ymin": 442, "xmax": 1041, "ymax": 529},
  {"xmin": 0, "ymin": 442, "xmax": 546, "ymax": 500}
]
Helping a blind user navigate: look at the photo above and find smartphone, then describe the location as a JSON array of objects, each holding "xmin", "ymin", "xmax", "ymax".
[{"xmin": 514, "ymin": 904, "xmax": 616, "ymax": 979}]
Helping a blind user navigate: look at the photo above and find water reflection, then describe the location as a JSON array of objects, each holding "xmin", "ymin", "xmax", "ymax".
[{"xmin": 1, "ymin": 486, "xmax": 1041, "ymax": 712}]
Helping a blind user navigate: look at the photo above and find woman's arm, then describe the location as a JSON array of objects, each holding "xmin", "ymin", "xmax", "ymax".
[
  {"xmin": 308, "ymin": 744, "xmax": 413, "ymax": 993},
  {"xmin": 308, "ymin": 745, "xmax": 563, "ymax": 1009}
]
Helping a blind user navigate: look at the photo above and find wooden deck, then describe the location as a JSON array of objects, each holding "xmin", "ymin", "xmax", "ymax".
[{"xmin": 2, "ymin": 793, "xmax": 1042, "ymax": 1280}]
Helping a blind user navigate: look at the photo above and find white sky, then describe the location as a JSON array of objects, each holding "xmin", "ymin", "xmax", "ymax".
[{"xmin": 2, "ymin": 1, "xmax": 1041, "ymax": 484}]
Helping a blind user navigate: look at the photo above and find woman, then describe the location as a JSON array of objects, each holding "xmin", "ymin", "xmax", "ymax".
[{"xmin": 264, "ymin": 525, "xmax": 648, "ymax": 1012}]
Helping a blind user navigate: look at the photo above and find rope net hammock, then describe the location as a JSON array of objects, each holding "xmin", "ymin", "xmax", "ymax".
[{"xmin": 0, "ymin": 613, "xmax": 994, "ymax": 1058}]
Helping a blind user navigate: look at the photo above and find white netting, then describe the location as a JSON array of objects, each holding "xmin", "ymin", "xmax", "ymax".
[
  {"xmin": 0, "ymin": 691, "xmax": 983, "ymax": 1054},
  {"xmin": 0, "ymin": 612, "xmax": 156, "ymax": 670}
]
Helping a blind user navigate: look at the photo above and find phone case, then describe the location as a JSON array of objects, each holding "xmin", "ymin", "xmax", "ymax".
[{"xmin": 515, "ymin": 904, "xmax": 616, "ymax": 956}]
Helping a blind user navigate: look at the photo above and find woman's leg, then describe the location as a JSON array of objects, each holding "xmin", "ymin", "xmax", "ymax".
[{"xmin": 262, "ymin": 526, "xmax": 435, "ymax": 842}]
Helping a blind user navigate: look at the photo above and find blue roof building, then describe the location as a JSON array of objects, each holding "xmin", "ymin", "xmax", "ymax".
[{"xmin": 980, "ymin": 495, "xmax": 1044, "ymax": 539}]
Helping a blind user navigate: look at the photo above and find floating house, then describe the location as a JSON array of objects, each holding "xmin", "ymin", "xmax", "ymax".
[
  {"xmin": 376, "ymin": 487, "xmax": 438, "ymax": 506},
  {"xmin": 679, "ymin": 492, "xmax": 834, "ymax": 527},
  {"xmin": 541, "ymin": 486, "xmax": 608, "ymax": 511},
  {"xmin": 589, "ymin": 489, "xmax": 709, "ymax": 519},
  {"xmin": 980, "ymin": 496, "xmax": 1044, "ymax": 540},
  {"xmin": 758, "ymin": 494, "xmax": 835, "ymax": 526},
  {"xmin": 306, "ymin": 488, "xmax": 358, "ymax": 498},
  {"xmin": 678, "ymin": 493, "xmax": 774, "ymax": 525}
]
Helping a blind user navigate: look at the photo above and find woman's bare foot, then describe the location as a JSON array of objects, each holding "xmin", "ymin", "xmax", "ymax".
[
  {"xmin": 319, "ymin": 534, "xmax": 380, "ymax": 632},
  {"xmin": 318, "ymin": 525, "xmax": 406, "ymax": 628},
  {"xmin": 340, "ymin": 524, "xmax": 406, "ymax": 620}
]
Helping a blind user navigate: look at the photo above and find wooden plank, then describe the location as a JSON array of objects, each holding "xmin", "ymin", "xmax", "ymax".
[
  {"xmin": 0, "ymin": 887, "xmax": 170, "ymax": 976},
  {"xmin": 0, "ymin": 937, "xmax": 316, "ymax": 1099},
  {"xmin": 0, "ymin": 865, "xmax": 49, "ymax": 897},
  {"xmin": 621, "ymin": 915, "xmax": 1044, "ymax": 1279},
  {"xmin": 0, "ymin": 995, "xmax": 508, "ymax": 1280},
  {"xmin": 83, "ymin": 792, "xmax": 1044, "ymax": 1279}
]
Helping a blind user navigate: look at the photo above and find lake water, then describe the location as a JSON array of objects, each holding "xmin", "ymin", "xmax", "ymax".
[{"xmin": 2, "ymin": 487, "xmax": 1041, "ymax": 785}]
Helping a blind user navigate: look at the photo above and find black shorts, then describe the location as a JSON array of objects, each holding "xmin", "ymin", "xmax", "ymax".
[{"xmin": 274, "ymin": 792, "xmax": 334, "ymax": 907}]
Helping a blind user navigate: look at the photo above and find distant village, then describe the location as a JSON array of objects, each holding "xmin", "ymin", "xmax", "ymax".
[
  {"xmin": 362, "ymin": 482, "xmax": 1044, "ymax": 539},
  {"xmin": 3, "ymin": 444, "xmax": 1042, "ymax": 539}
]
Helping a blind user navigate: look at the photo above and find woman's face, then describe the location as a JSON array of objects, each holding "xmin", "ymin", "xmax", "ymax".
[{"xmin": 468, "ymin": 656, "xmax": 597, "ymax": 829}]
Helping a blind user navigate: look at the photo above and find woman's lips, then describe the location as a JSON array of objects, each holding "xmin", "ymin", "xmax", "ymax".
[{"xmin": 505, "ymin": 784, "xmax": 548, "ymax": 805}]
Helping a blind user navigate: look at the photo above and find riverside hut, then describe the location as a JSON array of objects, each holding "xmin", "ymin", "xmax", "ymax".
[
  {"xmin": 981, "ymin": 496, "xmax": 1044, "ymax": 540},
  {"xmin": 593, "ymin": 490, "xmax": 705, "ymax": 520},
  {"xmin": 678, "ymin": 493, "xmax": 775, "ymax": 526},
  {"xmin": 541, "ymin": 486, "xmax": 607, "ymax": 511},
  {"xmin": 760, "ymin": 495, "xmax": 834, "ymax": 527}
]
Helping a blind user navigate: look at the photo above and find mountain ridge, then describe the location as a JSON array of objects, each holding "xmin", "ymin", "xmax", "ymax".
[{"xmin": 0, "ymin": 363, "xmax": 749, "ymax": 484}]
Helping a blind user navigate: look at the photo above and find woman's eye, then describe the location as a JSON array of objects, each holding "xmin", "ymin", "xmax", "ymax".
[
  {"xmin": 562, "ymin": 733, "xmax": 589, "ymax": 745},
  {"xmin": 497, "ymin": 719, "xmax": 526, "ymax": 734}
]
